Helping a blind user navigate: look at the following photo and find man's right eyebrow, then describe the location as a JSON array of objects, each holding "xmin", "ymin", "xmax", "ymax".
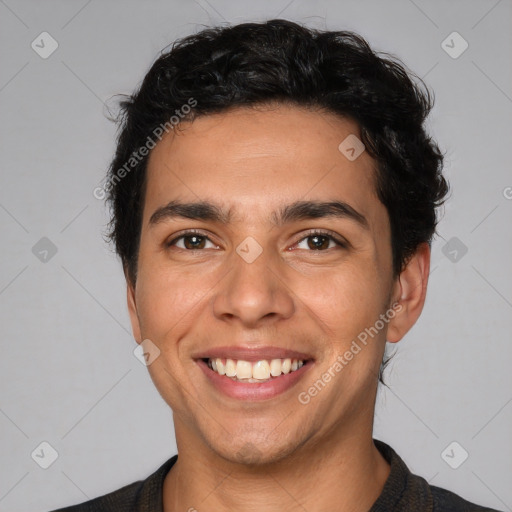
[{"xmin": 149, "ymin": 200, "xmax": 231, "ymax": 226}]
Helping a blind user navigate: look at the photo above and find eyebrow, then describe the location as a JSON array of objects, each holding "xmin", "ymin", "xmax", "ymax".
[{"xmin": 149, "ymin": 199, "xmax": 369, "ymax": 230}]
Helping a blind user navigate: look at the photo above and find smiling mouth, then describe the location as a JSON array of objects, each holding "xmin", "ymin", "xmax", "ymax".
[{"xmin": 201, "ymin": 357, "xmax": 311, "ymax": 383}]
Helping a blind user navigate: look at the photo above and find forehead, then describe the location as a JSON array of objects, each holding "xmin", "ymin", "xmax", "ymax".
[{"xmin": 144, "ymin": 104, "xmax": 383, "ymax": 227}]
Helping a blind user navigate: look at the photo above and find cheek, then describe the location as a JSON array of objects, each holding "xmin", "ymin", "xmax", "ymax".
[
  {"xmin": 135, "ymin": 265, "xmax": 207, "ymax": 342},
  {"xmin": 302, "ymin": 264, "xmax": 387, "ymax": 335},
  {"xmin": 134, "ymin": 269, "xmax": 206, "ymax": 411}
]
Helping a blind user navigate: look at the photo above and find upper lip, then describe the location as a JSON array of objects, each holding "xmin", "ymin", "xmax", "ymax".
[{"xmin": 193, "ymin": 345, "xmax": 314, "ymax": 362}]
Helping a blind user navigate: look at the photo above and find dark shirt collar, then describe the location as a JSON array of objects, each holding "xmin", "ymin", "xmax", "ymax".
[
  {"xmin": 134, "ymin": 453, "xmax": 177, "ymax": 511},
  {"xmin": 370, "ymin": 439, "xmax": 433, "ymax": 511}
]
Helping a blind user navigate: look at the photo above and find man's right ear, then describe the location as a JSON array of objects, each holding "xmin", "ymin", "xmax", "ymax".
[{"xmin": 125, "ymin": 269, "xmax": 142, "ymax": 343}]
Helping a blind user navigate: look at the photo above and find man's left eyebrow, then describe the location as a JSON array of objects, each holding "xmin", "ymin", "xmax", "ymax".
[
  {"xmin": 148, "ymin": 199, "xmax": 369, "ymax": 230},
  {"xmin": 273, "ymin": 200, "xmax": 369, "ymax": 230}
]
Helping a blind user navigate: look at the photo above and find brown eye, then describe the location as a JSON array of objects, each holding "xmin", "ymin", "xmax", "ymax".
[
  {"xmin": 294, "ymin": 231, "xmax": 346, "ymax": 251},
  {"xmin": 182, "ymin": 235, "xmax": 207, "ymax": 250},
  {"xmin": 306, "ymin": 234, "xmax": 331, "ymax": 250},
  {"xmin": 167, "ymin": 231, "xmax": 217, "ymax": 250}
]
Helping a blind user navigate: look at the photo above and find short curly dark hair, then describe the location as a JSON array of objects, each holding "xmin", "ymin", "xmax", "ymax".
[{"xmin": 105, "ymin": 19, "xmax": 447, "ymax": 290}]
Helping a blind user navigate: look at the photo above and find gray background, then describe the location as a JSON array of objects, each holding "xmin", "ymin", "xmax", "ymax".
[{"xmin": 0, "ymin": 1, "xmax": 511, "ymax": 510}]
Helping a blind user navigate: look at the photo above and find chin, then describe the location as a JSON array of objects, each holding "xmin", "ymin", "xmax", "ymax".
[{"xmin": 207, "ymin": 433, "xmax": 304, "ymax": 467}]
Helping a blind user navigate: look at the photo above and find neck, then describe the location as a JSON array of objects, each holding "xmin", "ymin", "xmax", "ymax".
[{"xmin": 163, "ymin": 421, "xmax": 390, "ymax": 512}]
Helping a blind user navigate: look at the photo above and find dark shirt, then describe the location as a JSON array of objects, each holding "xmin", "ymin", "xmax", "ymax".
[{"xmin": 50, "ymin": 439, "xmax": 501, "ymax": 511}]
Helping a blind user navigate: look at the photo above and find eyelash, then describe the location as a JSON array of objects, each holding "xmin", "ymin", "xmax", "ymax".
[{"xmin": 166, "ymin": 229, "xmax": 347, "ymax": 251}]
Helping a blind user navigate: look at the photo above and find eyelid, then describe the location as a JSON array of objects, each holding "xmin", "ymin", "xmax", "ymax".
[
  {"xmin": 166, "ymin": 228, "xmax": 218, "ymax": 248},
  {"xmin": 293, "ymin": 228, "xmax": 348, "ymax": 249}
]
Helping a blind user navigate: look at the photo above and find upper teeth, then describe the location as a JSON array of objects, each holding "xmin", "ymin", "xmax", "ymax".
[{"xmin": 208, "ymin": 358, "xmax": 305, "ymax": 380}]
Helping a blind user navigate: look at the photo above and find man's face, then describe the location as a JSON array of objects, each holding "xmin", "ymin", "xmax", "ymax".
[{"xmin": 128, "ymin": 104, "xmax": 401, "ymax": 463}]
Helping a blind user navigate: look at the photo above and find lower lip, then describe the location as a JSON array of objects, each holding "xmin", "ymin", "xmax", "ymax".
[{"xmin": 196, "ymin": 359, "xmax": 314, "ymax": 401}]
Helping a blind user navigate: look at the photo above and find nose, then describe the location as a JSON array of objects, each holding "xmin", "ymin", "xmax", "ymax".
[{"xmin": 212, "ymin": 243, "xmax": 295, "ymax": 328}]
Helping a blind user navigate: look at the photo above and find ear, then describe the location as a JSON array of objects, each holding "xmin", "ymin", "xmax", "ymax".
[
  {"xmin": 386, "ymin": 242, "xmax": 430, "ymax": 343},
  {"xmin": 126, "ymin": 271, "xmax": 142, "ymax": 344}
]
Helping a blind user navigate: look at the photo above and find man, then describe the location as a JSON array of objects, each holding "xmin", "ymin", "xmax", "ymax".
[{"xmin": 52, "ymin": 19, "xmax": 500, "ymax": 512}]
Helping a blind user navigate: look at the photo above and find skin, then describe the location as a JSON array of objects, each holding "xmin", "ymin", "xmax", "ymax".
[{"xmin": 126, "ymin": 103, "xmax": 430, "ymax": 512}]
